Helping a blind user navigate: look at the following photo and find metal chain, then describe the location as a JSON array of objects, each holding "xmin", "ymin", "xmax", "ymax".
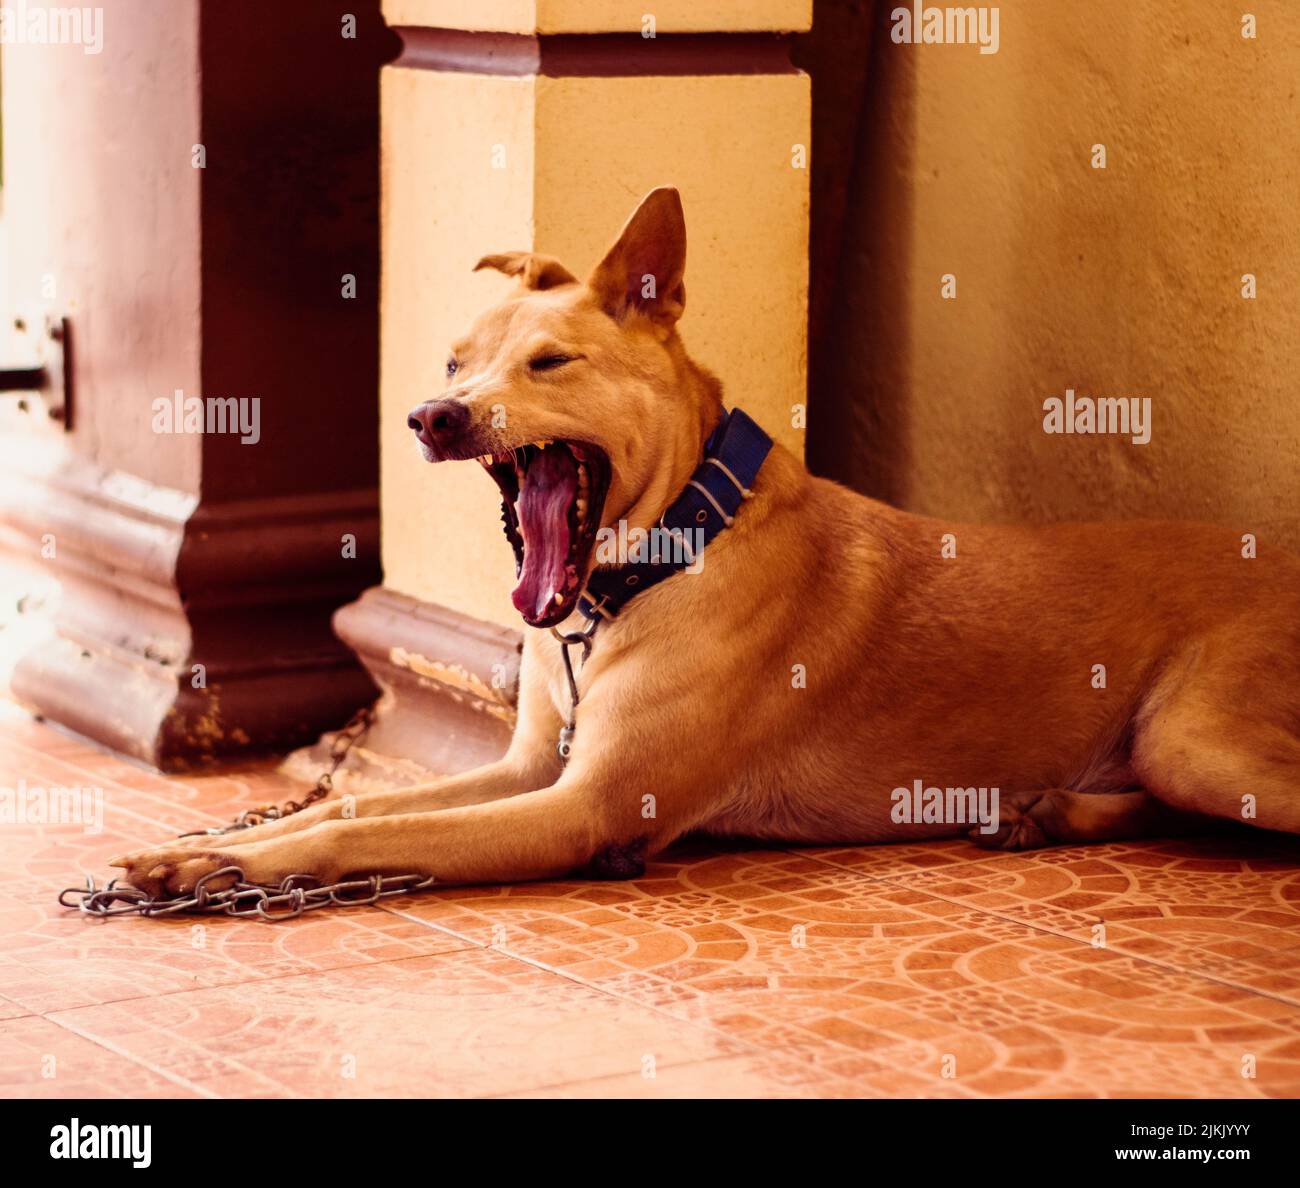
[
  {"xmin": 179, "ymin": 705, "xmax": 376, "ymax": 838},
  {"xmin": 550, "ymin": 617, "xmax": 598, "ymax": 762},
  {"xmin": 59, "ymin": 706, "xmax": 438, "ymax": 922},
  {"xmin": 59, "ymin": 869, "xmax": 438, "ymax": 921}
]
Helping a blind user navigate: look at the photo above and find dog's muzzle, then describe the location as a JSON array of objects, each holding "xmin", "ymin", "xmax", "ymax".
[{"xmin": 407, "ymin": 399, "xmax": 471, "ymax": 460}]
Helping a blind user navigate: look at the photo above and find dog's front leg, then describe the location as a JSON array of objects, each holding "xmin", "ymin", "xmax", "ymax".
[
  {"xmin": 111, "ymin": 765, "xmax": 658, "ymax": 897},
  {"xmin": 176, "ymin": 640, "xmax": 567, "ymax": 850},
  {"xmin": 186, "ymin": 755, "xmax": 561, "ymax": 850},
  {"xmin": 113, "ymin": 640, "xmax": 715, "ymax": 897}
]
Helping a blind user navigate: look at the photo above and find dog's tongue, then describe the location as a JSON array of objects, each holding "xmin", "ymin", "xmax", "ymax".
[{"xmin": 512, "ymin": 445, "xmax": 577, "ymax": 619}]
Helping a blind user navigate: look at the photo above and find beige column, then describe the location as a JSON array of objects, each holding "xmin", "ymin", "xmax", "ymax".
[{"xmin": 331, "ymin": 0, "xmax": 811, "ymax": 783}]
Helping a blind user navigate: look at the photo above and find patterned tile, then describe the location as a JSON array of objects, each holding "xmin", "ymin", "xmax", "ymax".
[
  {"xmin": 5, "ymin": 702, "xmax": 1300, "ymax": 1098},
  {"xmin": 510, "ymin": 1045, "xmax": 940, "ymax": 1098},
  {"xmin": 0, "ymin": 993, "xmax": 33, "ymax": 1021},
  {"xmin": 0, "ymin": 879, "xmax": 473, "ymax": 1014},
  {"xmin": 45, "ymin": 948, "xmax": 745, "ymax": 1098},
  {"xmin": 809, "ymin": 835, "xmax": 1300, "ymax": 1005},
  {"xmin": 384, "ymin": 848, "xmax": 1300, "ymax": 1097},
  {"xmin": 0, "ymin": 1015, "xmax": 201, "ymax": 1098},
  {"xmin": 0, "ymin": 728, "xmax": 304, "ymax": 840}
]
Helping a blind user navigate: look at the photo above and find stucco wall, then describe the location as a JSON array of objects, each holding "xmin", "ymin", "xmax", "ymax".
[{"xmin": 810, "ymin": 0, "xmax": 1300, "ymax": 549}]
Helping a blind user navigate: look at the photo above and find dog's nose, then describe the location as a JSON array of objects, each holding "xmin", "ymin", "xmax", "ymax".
[{"xmin": 407, "ymin": 399, "xmax": 469, "ymax": 448}]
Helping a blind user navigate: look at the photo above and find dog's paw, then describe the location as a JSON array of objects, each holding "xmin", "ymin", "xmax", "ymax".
[
  {"xmin": 969, "ymin": 790, "xmax": 1050, "ymax": 851},
  {"xmin": 108, "ymin": 846, "xmax": 240, "ymax": 899}
]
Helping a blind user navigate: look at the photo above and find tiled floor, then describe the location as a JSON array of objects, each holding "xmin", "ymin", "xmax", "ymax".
[{"xmin": 2, "ymin": 699, "xmax": 1299, "ymax": 1098}]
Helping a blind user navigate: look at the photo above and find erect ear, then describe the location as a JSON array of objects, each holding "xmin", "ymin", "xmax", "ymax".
[
  {"xmin": 474, "ymin": 251, "xmax": 577, "ymax": 291},
  {"xmin": 586, "ymin": 187, "xmax": 686, "ymax": 330}
]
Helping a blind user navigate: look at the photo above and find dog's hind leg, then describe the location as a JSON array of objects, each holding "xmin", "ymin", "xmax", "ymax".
[
  {"xmin": 1129, "ymin": 627, "xmax": 1300, "ymax": 837},
  {"xmin": 983, "ymin": 621, "xmax": 1300, "ymax": 850},
  {"xmin": 971, "ymin": 788, "xmax": 1200, "ymax": 851},
  {"xmin": 1133, "ymin": 710, "xmax": 1300, "ymax": 837}
]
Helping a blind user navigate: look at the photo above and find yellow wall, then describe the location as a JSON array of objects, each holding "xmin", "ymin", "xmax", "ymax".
[
  {"xmin": 815, "ymin": 0, "xmax": 1300, "ymax": 548},
  {"xmin": 532, "ymin": 75, "xmax": 809, "ymax": 457},
  {"xmin": 380, "ymin": 70, "xmax": 536, "ymax": 627},
  {"xmin": 384, "ymin": 0, "xmax": 811, "ymax": 33},
  {"xmin": 381, "ymin": 66, "xmax": 809, "ymax": 627}
]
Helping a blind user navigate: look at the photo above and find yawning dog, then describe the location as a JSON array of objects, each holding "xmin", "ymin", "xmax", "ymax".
[{"xmin": 112, "ymin": 187, "xmax": 1300, "ymax": 897}]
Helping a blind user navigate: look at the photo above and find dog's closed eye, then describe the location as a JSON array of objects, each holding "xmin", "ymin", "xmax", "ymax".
[{"xmin": 528, "ymin": 354, "xmax": 577, "ymax": 373}]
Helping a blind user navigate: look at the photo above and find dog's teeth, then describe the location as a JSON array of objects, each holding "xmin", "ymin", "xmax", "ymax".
[
  {"xmin": 553, "ymin": 591, "xmax": 564, "ymax": 606},
  {"xmin": 576, "ymin": 496, "xmax": 588, "ymax": 521}
]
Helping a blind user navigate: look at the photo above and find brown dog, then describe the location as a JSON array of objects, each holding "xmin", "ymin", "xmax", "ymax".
[{"xmin": 113, "ymin": 187, "xmax": 1300, "ymax": 897}]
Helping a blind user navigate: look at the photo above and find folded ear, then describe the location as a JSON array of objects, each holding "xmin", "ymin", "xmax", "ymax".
[
  {"xmin": 474, "ymin": 251, "xmax": 577, "ymax": 291},
  {"xmin": 586, "ymin": 187, "xmax": 686, "ymax": 329}
]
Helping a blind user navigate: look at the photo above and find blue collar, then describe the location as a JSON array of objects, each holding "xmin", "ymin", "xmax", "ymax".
[{"xmin": 578, "ymin": 407, "xmax": 773, "ymax": 622}]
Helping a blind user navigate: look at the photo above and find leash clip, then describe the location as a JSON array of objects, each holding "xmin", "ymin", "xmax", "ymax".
[{"xmin": 551, "ymin": 618, "xmax": 599, "ymax": 763}]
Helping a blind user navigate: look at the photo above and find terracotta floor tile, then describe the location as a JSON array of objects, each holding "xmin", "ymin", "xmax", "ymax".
[
  {"xmin": 0, "ymin": 993, "xmax": 32, "ymax": 1021},
  {"xmin": 0, "ymin": 880, "xmax": 473, "ymax": 1014},
  {"xmin": 0, "ymin": 1015, "xmax": 200, "ymax": 1098},
  {"xmin": 512, "ymin": 1043, "xmax": 948, "ymax": 1098},
  {"xmin": 808, "ymin": 835, "xmax": 1300, "ymax": 1004},
  {"xmin": 46, "ymin": 947, "xmax": 745, "ymax": 1097},
  {"xmin": 5, "ymin": 702, "xmax": 1300, "ymax": 1097},
  {"xmin": 0, "ymin": 730, "xmax": 302, "ymax": 838},
  {"xmin": 392, "ymin": 849, "xmax": 1300, "ymax": 1096}
]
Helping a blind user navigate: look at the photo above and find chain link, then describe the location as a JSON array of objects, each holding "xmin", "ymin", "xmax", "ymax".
[
  {"xmin": 178, "ymin": 705, "xmax": 375, "ymax": 838},
  {"xmin": 58, "ymin": 707, "xmax": 439, "ymax": 922},
  {"xmin": 59, "ymin": 869, "xmax": 438, "ymax": 921},
  {"xmin": 550, "ymin": 618, "xmax": 598, "ymax": 763}
]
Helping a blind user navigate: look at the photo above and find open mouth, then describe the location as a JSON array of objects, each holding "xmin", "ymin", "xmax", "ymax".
[{"xmin": 478, "ymin": 441, "xmax": 612, "ymax": 629}]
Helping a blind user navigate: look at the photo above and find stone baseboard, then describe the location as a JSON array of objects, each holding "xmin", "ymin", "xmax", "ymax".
[
  {"xmin": 0, "ymin": 442, "xmax": 380, "ymax": 768},
  {"xmin": 289, "ymin": 586, "xmax": 520, "ymax": 792}
]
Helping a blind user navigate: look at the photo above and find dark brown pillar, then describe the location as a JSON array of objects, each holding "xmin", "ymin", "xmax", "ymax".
[{"xmin": 0, "ymin": 0, "xmax": 397, "ymax": 767}]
